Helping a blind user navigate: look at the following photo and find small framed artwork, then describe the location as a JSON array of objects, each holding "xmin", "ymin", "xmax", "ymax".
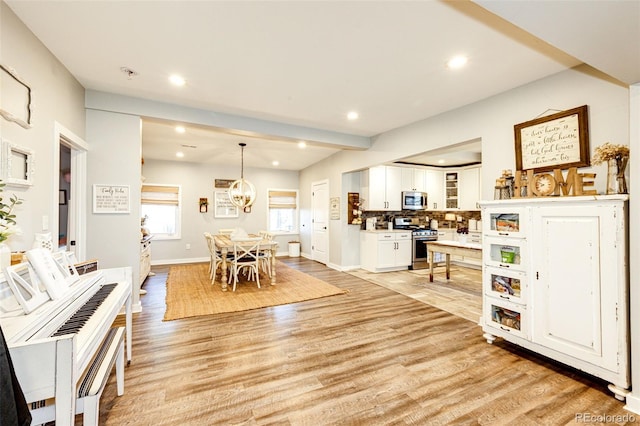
[
  {"xmin": 514, "ymin": 105, "xmax": 590, "ymax": 172},
  {"xmin": 1, "ymin": 139, "xmax": 34, "ymax": 187},
  {"xmin": 93, "ymin": 184, "xmax": 130, "ymax": 213},
  {"xmin": 214, "ymin": 191, "xmax": 238, "ymax": 218},
  {"xmin": 0, "ymin": 64, "xmax": 32, "ymax": 129},
  {"xmin": 59, "ymin": 189, "xmax": 67, "ymax": 205}
]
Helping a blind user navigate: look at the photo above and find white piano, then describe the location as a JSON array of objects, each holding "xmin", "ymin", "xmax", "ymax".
[{"xmin": 0, "ymin": 250, "xmax": 132, "ymax": 426}]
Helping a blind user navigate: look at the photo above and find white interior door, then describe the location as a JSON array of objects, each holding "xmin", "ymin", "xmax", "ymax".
[{"xmin": 311, "ymin": 180, "xmax": 329, "ymax": 264}]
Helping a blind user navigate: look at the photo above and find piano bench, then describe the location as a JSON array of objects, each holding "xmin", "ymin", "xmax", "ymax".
[
  {"xmin": 77, "ymin": 326, "xmax": 126, "ymax": 426},
  {"xmin": 29, "ymin": 326, "xmax": 126, "ymax": 426}
]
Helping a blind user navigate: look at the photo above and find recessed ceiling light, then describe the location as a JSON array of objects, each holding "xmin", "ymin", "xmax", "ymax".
[
  {"xmin": 438, "ymin": 159, "xmax": 446, "ymax": 164},
  {"xmin": 169, "ymin": 74, "xmax": 186, "ymax": 86},
  {"xmin": 176, "ymin": 151, "xmax": 185, "ymax": 158},
  {"xmin": 298, "ymin": 141, "xmax": 307, "ymax": 149},
  {"xmin": 347, "ymin": 111, "xmax": 359, "ymax": 120},
  {"xmin": 272, "ymin": 160, "xmax": 280, "ymax": 166},
  {"xmin": 175, "ymin": 126, "xmax": 185, "ymax": 133},
  {"xmin": 446, "ymin": 55, "xmax": 468, "ymax": 70}
]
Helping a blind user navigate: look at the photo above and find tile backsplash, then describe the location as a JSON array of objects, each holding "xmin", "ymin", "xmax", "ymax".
[{"xmin": 361, "ymin": 210, "xmax": 481, "ymax": 230}]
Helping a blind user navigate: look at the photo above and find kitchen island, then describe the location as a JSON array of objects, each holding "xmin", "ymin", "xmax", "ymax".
[{"xmin": 428, "ymin": 240, "xmax": 482, "ymax": 282}]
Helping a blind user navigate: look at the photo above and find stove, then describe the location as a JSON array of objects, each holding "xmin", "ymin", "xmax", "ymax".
[{"xmin": 393, "ymin": 217, "xmax": 438, "ymax": 269}]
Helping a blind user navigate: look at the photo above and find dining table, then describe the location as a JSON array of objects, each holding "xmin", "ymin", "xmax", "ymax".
[{"xmin": 213, "ymin": 234, "xmax": 279, "ymax": 291}]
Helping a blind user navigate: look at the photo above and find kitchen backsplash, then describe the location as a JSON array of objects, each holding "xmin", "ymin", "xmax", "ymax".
[{"xmin": 361, "ymin": 210, "xmax": 482, "ymax": 231}]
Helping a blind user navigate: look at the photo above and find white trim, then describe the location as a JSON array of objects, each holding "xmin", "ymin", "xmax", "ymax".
[{"xmin": 54, "ymin": 121, "xmax": 88, "ymax": 261}]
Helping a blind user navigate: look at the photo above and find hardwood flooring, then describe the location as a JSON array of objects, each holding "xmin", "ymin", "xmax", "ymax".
[{"xmin": 98, "ymin": 258, "xmax": 635, "ymax": 425}]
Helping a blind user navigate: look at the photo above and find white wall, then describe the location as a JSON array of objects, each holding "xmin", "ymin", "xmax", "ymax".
[
  {"xmin": 142, "ymin": 159, "xmax": 299, "ymax": 264},
  {"xmin": 300, "ymin": 64, "xmax": 630, "ymax": 269},
  {"xmin": 0, "ymin": 2, "xmax": 85, "ymax": 251},
  {"xmin": 85, "ymin": 109, "xmax": 142, "ymax": 310}
]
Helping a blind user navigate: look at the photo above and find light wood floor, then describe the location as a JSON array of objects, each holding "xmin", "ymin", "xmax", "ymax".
[{"xmin": 97, "ymin": 258, "xmax": 635, "ymax": 425}]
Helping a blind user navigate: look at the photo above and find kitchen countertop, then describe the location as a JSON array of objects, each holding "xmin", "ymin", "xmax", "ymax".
[{"xmin": 362, "ymin": 229, "xmax": 412, "ymax": 233}]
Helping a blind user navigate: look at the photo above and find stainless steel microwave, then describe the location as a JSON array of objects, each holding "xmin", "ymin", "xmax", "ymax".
[{"xmin": 402, "ymin": 191, "xmax": 428, "ymax": 210}]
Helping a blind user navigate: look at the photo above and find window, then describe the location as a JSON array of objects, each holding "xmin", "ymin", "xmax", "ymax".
[
  {"xmin": 141, "ymin": 184, "xmax": 181, "ymax": 239},
  {"xmin": 268, "ymin": 189, "xmax": 298, "ymax": 233}
]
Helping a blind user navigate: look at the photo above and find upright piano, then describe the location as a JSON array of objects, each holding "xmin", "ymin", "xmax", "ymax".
[{"xmin": 0, "ymin": 254, "xmax": 132, "ymax": 426}]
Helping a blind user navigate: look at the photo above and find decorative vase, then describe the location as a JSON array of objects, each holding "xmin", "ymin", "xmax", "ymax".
[
  {"xmin": 615, "ymin": 154, "xmax": 628, "ymax": 194},
  {"xmin": 606, "ymin": 158, "xmax": 618, "ymax": 194},
  {"xmin": 0, "ymin": 242, "xmax": 11, "ymax": 270}
]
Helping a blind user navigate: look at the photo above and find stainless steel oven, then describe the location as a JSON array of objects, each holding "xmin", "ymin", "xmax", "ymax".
[
  {"xmin": 410, "ymin": 229, "xmax": 438, "ymax": 270},
  {"xmin": 393, "ymin": 217, "xmax": 438, "ymax": 270}
]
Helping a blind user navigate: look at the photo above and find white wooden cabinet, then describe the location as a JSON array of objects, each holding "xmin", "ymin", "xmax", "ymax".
[
  {"xmin": 444, "ymin": 172, "xmax": 458, "ymax": 209},
  {"xmin": 140, "ymin": 236, "xmax": 152, "ymax": 285},
  {"xmin": 425, "ymin": 169, "xmax": 444, "ymax": 210},
  {"xmin": 360, "ymin": 231, "xmax": 411, "ymax": 272},
  {"xmin": 459, "ymin": 166, "xmax": 481, "ymax": 210},
  {"xmin": 400, "ymin": 167, "xmax": 426, "ymax": 192},
  {"xmin": 362, "ymin": 165, "xmax": 402, "ymax": 210},
  {"xmin": 479, "ymin": 196, "xmax": 629, "ymax": 400}
]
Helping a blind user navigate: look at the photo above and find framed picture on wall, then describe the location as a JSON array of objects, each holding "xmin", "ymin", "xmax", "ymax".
[
  {"xmin": 514, "ymin": 105, "xmax": 590, "ymax": 172},
  {"xmin": 0, "ymin": 64, "xmax": 32, "ymax": 129},
  {"xmin": 214, "ymin": 191, "xmax": 238, "ymax": 218}
]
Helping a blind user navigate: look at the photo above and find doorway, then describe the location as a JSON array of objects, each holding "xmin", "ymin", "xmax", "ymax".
[{"xmin": 54, "ymin": 122, "xmax": 88, "ymax": 260}]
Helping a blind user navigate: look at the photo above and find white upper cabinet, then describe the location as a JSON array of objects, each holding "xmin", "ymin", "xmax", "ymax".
[
  {"xmin": 400, "ymin": 167, "xmax": 426, "ymax": 192},
  {"xmin": 459, "ymin": 166, "xmax": 481, "ymax": 210},
  {"xmin": 425, "ymin": 169, "xmax": 444, "ymax": 210},
  {"xmin": 362, "ymin": 165, "xmax": 402, "ymax": 210}
]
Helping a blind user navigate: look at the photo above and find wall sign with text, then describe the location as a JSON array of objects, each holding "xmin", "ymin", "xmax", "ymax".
[
  {"xmin": 514, "ymin": 105, "xmax": 590, "ymax": 173},
  {"xmin": 214, "ymin": 190, "xmax": 238, "ymax": 218},
  {"xmin": 93, "ymin": 184, "xmax": 130, "ymax": 213}
]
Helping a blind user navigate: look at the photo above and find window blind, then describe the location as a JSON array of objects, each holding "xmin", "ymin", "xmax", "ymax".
[
  {"xmin": 268, "ymin": 190, "xmax": 297, "ymax": 209},
  {"xmin": 141, "ymin": 185, "xmax": 179, "ymax": 206}
]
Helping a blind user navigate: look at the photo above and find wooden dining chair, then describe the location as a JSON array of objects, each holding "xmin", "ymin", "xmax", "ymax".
[
  {"xmin": 204, "ymin": 232, "xmax": 229, "ymax": 284},
  {"xmin": 217, "ymin": 228, "xmax": 234, "ymax": 235},
  {"xmin": 230, "ymin": 238, "xmax": 262, "ymax": 291},
  {"xmin": 258, "ymin": 231, "xmax": 274, "ymax": 276}
]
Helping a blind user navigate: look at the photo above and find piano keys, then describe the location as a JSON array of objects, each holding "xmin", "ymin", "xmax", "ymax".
[{"xmin": 0, "ymin": 252, "xmax": 133, "ymax": 426}]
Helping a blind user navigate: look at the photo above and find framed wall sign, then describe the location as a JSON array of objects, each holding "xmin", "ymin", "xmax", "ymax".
[
  {"xmin": 330, "ymin": 197, "xmax": 340, "ymax": 220},
  {"xmin": 93, "ymin": 184, "xmax": 130, "ymax": 213},
  {"xmin": 514, "ymin": 105, "xmax": 590, "ymax": 172},
  {"xmin": 214, "ymin": 190, "xmax": 238, "ymax": 218}
]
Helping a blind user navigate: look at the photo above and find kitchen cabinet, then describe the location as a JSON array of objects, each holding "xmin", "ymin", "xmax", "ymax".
[
  {"xmin": 360, "ymin": 231, "xmax": 411, "ymax": 272},
  {"xmin": 479, "ymin": 196, "xmax": 629, "ymax": 401},
  {"xmin": 444, "ymin": 166, "xmax": 481, "ymax": 210},
  {"xmin": 140, "ymin": 236, "xmax": 152, "ymax": 285},
  {"xmin": 401, "ymin": 167, "xmax": 426, "ymax": 192},
  {"xmin": 362, "ymin": 165, "xmax": 402, "ymax": 210},
  {"xmin": 444, "ymin": 172, "xmax": 458, "ymax": 209},
  {"xmin": 459, "ymin": 166, "xmax": 481, "ymax": 210},
  {"xmin": 425, "ymin": 169, "xmax": 444, "ymax": 210}
]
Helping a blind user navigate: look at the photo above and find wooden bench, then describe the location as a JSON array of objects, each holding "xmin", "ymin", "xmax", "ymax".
[{"xmin": 29, "ymin": 327, "xmax": 126, "ymax": 426}]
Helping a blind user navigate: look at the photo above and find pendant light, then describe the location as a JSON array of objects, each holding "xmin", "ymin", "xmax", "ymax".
[{"xmin": 228, "ymin": 143, "xmax": 256, "ymax": 209}]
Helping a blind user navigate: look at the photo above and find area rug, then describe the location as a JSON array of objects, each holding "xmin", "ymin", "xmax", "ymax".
[{"xmin": 164, "ymin": 261, "xmax": 348, "ymax": 321}]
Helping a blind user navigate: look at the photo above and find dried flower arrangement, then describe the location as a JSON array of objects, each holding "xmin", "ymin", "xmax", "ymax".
[
  {"xmin": 591, "ymin": 142, "xmax": 630, "ymax": 165},
  {"xmin": 592, "ymin": 142, "xmax": 630, "ymax": 194}
]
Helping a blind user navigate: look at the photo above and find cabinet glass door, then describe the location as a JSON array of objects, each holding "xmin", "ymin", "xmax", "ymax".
[
  {"xmin": 483, "ymin": 297, "xmax": 527, "ymax": 339},
  {"xmin": 484, "ymin": 237, "xmax": 527, "ymax": 272},
  {"xmin": 445, "ymin": 172, "xmax": 458, "ymax": 209},
  {"xmin": 482, "ymin": 207, "xmax": 528, "ymax": 237},
  {"xmin": 484, "ymin": 266, "xmax": 526, "ymax": 304}
]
